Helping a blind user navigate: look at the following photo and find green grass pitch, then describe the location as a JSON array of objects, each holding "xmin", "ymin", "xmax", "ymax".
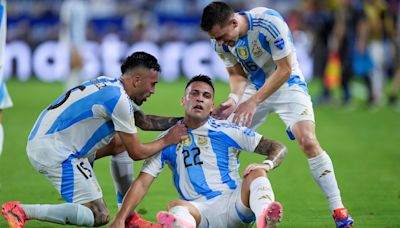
[{"xmin": 0, "ymin": 78, "xmax": 399, "ymax": 227}]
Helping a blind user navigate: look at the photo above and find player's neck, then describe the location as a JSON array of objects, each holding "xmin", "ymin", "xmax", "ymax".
[
  {"xmin": 184, "ymin": 117, "xmax": 207, "ymax": 129},
  {"xmin": 119, "ymin": 77, "xmax": 133, "ymax": 98},
  {"xmin": 237, "ymin": 14, "xmax": 248, "ymax": 37}
]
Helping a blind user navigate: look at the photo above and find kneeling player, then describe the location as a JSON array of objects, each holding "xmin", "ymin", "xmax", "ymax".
[{"xmin": 1, "ymin": 52, "xmax": 187, "ymax": 228}]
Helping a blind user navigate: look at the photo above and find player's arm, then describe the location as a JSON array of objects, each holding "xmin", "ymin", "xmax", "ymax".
[
  {"xmin": 248, "ymin": 55, "xmax": 291, "ymax": 105},
  {"xmin": 213, "ymin": 63, "xmax": 248, "ymax": 119},
  {"xmin": 118, "ymin": 124, "xmax": 187, "ymax": 160},
  {"xmin": 227, "ymin": 63, "xmax": 249, "ymax": 99},
  {"xmin": 244, "ymin": 136, "xmax": 287, "ymax": 177},
  {"xmin": 95, "ymin": 134, "xmax": 126, "ymax": 160},
  {"xmin": 112, "ymin": 96, "xmax": 187, "ymax": 160},
  {"xmin": 253, "ymin": 136, "xmax": 288, "ymax": 169},
  {"xmin": 134, "ymin": 109, "xmax": 183, "ymax": 131},
  {"xmin": 110, "ymin": 172, "xmax": 155, "ymax": 228}
]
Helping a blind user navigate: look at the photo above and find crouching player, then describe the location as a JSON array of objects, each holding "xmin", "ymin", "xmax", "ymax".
[
  {"xmin": 1, "ymin": 52, "xmax": 187, "ymax": 227},
  {"xmin": 110, "ymin": 75, "xmax": 288, "ymax": 228}
]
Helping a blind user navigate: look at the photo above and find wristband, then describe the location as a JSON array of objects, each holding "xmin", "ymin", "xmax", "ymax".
[
  {"xmin": 228, "ymin": 93, "xmax": 239, "ymax": 104},
  {"xmin": 262, "ymin": 160, "xmax": 274, "ymax": 169}
]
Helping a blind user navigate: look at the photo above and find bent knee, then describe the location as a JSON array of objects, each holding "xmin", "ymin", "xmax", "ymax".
[
  {"xmin": 299, "ymin": 135, "xmax": 320, "ymax": 154},
  {"xmin": 166, "ymin": 200, "xmax": 189, "ymax": 210},
  {"xmin": 245, "ymin": 167, "xmax": 267, "ymax": 182}
]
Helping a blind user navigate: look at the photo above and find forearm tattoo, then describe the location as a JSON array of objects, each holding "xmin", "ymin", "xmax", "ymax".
[
  {"xmin": 254, "ymin": 136, "xmax": 288, "ymax": 168},
  {"xmin": 134, "ymin": 110, "xmax": 183, "ymax": 131}
]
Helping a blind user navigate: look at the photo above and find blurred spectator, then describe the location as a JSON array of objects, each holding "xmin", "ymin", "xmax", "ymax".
[
  {"xmin": 331, "ymin": 0, "xmax": 371, "ymax": 105},
  {"xmin": 302, "ymin": 0, "xmax": 335, "ymax": 103},
  {"xmin": 123, "ymin": 9, "xmax": 160, "ymax": 43},
  {"xmin": 364, "ymin": 0, "xmax": 396, "ymax": 106},
  {"xmin": 5, "ymin": 0, "xmax": 400, "ymax": 100},
  {"xmin": 287, "ymin": 8, "xmax": 313, "ymax": 81},
  {"xmin": 59, "ymin": 0, "xmax": 89, "ymax": 90},
  {"xmin": 388, "ymin": 4, "xmax": 400, "ymax": 107}
]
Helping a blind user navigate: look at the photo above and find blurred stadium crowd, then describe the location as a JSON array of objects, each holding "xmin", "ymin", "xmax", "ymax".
[{"xmin": 5, "ymin": 0, "xmax": 400, "ymax": 107}]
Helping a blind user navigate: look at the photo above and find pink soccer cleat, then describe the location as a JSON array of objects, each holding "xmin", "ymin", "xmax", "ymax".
[
  {"xmin": 257, "ymin": 201, "xmax": 283, "ymax": 228},
  {"xmin": 1, "ymin": 201, "xmax": 28, "ymax": 228},
  {"xmin": 156, "ymin": 211, "xmax": 195, "ymax": 228},
  {"xmin": 125, "ymin": 213, "xmax": 162, "ymax": 228}
]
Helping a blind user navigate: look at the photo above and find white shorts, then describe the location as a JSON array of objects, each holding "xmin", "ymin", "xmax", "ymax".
[
  {"xmin": 189, "ymin": 183, "xmax": 255, "ymax": 228},
  {"xmin": 0, "ymin": 81, "xmax": 13, "ymax": 109},
  {"xmin": 28, "ymin": 154, "xmax": 102, "ymax": 204},
  {"xmin": 238, "ymin": 82, "xmax": 314, "ymax": 139}
]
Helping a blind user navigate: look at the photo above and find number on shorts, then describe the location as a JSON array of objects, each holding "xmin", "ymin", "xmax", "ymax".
[{"xmin": 76, "ymin": 162, "xmax": 92, "ymax": 179}]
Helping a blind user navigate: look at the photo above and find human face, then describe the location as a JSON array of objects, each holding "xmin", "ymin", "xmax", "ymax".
[
  {"xmin": 182, "ymin": 81, "xmax": 214, "ymax": 124},
  {"xmin": 208, "ymin": 18, "xmax": 240, "ymax": 47},
  {"xmin": 133, "ymin": 69, "xmax": 158, "ymax": 105}
]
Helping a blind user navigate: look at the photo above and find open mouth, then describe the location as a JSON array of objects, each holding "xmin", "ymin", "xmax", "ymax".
[{"xmin": 193, "ymin": 105, "xmax": 203, "ymax": 111}]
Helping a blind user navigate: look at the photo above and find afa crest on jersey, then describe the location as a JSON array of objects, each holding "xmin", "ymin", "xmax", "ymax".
[
  {"xmin": 196, "ymin": 135, "xmax": 209, "ymax": 146},
  {"xmin": 251, "ymin": 40, "xmax": 263, "ymax": 57},
  {"xmin": 182, "ymin": 134, "xmax": 192, "ymax": 146},
  {"xmin": 237, "ymin": 46, "xmax": 249, "ymax": 59}
]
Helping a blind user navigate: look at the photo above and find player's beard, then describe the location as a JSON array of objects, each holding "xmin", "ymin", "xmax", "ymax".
[{"xmin": 133, "ymin": 97, "xmax": 144, "ymax": 106}]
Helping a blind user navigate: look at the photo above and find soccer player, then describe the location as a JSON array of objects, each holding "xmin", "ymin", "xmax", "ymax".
[
  {"xmin": 59, "ymin": 0, "xmax": 88, "ymax": 91},
  {"xmin": 109, "ymin": 75, "xmax": 287, "ymax": 228},
  {"xmin": 0, "ymin": 0, "xmax": 13, "ymax": 157},
  {"xmin": 200, "ymin": 2, "xmax": 353, "ymax": 227},
  {"xmin": 1, "ymin": 52, "xmax": 188, "ymax": 227}
]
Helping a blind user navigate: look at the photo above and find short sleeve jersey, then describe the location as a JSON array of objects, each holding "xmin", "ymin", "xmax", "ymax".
[
  {"xmin": 141, "ymin": 117, "xmax": 262, "ymax": 201},
  {"xmin": 212, "ymin": 7, "xmax": 306, "ymax": 91},
  {"xmin": 27, "ymin": 76, "xmax": 137, "ymax": 165}
]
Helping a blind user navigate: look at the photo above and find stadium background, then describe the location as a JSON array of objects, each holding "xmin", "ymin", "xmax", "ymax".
[{"xmin": 0, "ymin": 0, "xmax": 399, "ymax": 227}]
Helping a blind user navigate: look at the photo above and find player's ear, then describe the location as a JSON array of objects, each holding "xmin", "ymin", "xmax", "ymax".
[
  {"xmin": 180, "ymin": 96, "xmax": 184, "ymax": 106},
  {"xmin": 132, "ymin": 74, "xmax": 141, "ymax": 87}
]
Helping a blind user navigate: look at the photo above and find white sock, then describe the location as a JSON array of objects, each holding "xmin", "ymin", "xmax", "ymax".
[
  {"xmin": 20, "ymin": 203, "xmax": 94, "ymax": 226},
  {"xmin": 308, "ymin": 151, "xmax": 344, "ymax": 211},
  {"xmin": 0, "ymin": 124, "xmax": 3, "ymax": 157},
  {"xmin": 249, "ymin": 176, "xmax": 275, "ymax": 218},
  {"xmin": 110, "ymin": 151, "xmax": 134, "ymax": 208},
  {"xmin": 169, "ymin": 206, "xmax": 196, "ymax": 226}
]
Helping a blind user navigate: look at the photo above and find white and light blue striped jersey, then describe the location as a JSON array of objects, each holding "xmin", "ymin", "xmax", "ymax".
[
  {"xmin": 212, "ymin": 7, "xmax": 308, "ymax": 92},
  {"xmin": 141, "ymin": 117, "xmax": 262, "ymax": 201},
  {"xmin": 0, "ymin": 0, "xmax": 13, "ymax": 109},
  {"xmin": 27, "ymin": 76, "xmax": 137, "ymax": 166}
]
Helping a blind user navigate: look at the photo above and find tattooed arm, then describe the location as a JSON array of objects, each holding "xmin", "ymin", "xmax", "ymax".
[
  {"xmin": 243, "ymin": 137, "xmax": 287, "ymax": 177},
  {"xmin": 253, "ymin": 136, "xmax": 287, "ymax": 169},
  {"xmin": 134, "ymin": 109, "xmax": 183, "ymax": 131}
]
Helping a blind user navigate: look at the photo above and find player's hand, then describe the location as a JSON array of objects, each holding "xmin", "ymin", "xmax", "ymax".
[
  {"xmin": 232, "ymin": 98, "xmax": 256, "ymax": 127},
  {"xmin": 165, "ymin": 124, "xmax": 188, "ymax": 144},
  {"xmin": 243, "ymin": 163, "xmax": 272, "ymax": 177},
  {"xmin": 212, "ymin": 98, "xmax": 236, "ymax": 120}
]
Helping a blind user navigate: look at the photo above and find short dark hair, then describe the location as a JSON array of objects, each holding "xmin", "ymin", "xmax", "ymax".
[
  {"xmin": 200, "ymin": 1, "xmax": 234, "ymax": 32},
  {"xmin": 185, "ymin": 75, "xmax": 215, "ymax": 93},
  {"xmin": 121, "ymin": 52, "xmax": 161, "ymax": 74}
]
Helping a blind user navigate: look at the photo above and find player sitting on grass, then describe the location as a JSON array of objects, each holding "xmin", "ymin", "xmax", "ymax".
[{"xmin": 110, "ymin": 75, "xmax": 288, "ymax": 228}]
